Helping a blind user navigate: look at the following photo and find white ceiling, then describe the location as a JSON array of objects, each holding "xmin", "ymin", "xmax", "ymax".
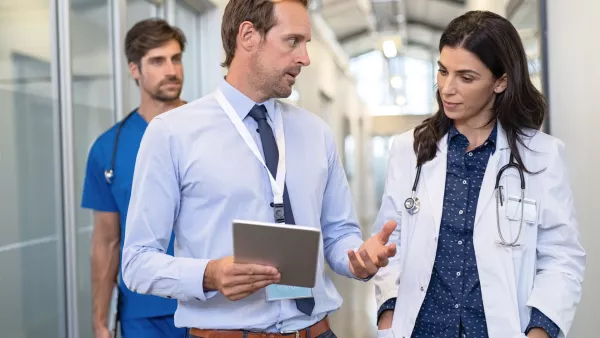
[{"xmin": 318, "ymin": 0, "xmax": 469, "ymax": 57}]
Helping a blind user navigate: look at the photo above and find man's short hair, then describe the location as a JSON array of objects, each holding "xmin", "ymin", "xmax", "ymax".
[
  {"xmin": 124, "ymin": 18, "xmax": 187, "ymax": 66},
  {"xmin": 220, "ymin": 0, "xmax": 310, "ymax": 68}
]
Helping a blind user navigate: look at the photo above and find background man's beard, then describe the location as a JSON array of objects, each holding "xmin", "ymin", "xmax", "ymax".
[{"xmin": 151, "ymin": 89, "xmax": 181, "ymax": 102}]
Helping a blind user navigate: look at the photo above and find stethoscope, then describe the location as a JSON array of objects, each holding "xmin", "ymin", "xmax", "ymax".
[
  {"xmin": 104, "ymin": 109, "xmax": 137, "ymax": 184},
  {"xmin": 405, "ymin": 154, "xmax": 526, "ymax": 247}
]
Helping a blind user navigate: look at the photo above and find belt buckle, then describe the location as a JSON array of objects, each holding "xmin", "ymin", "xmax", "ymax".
[{"xmin": 280, "ymin": 330, "xmax": 299, "ymax": 338}]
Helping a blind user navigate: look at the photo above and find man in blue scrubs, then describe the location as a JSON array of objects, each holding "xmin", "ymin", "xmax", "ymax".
[{"xmin": 81, "ymin": 18, "xmax": 188, "ymax": 338}]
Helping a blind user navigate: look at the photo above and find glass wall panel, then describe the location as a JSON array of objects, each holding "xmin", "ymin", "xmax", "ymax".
[
  {"xmin": 0, "ymin": 1, "xmax": 66, "ymax": 337},
  {"xmin": 70, "ymin": 0, "xmax": 115, "ymax": 336},
  {"xmin": 509, "ymin": 0, "xmax": 543, "ymax": 91},
  {"xmin": 126, "ymin": 0, "xmax": 161, "ymax": 110},
  {"xmin": 175, "ymin": 0, "xmax": 201, "ymax": 102}
]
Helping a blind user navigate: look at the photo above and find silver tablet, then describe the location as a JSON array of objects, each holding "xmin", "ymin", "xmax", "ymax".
[{"xmin": 232, "ymin": 219, "xmax": 321, "ymax": 288}]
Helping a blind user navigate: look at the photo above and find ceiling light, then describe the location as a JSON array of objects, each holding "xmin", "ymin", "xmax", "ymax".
[
  {"xmin": 390, "ymin": 76, "xmax": 403, "ymax": 89},
  {"xmin": 382, "ymin": 40, "xmax": 397, "ymax": 58}
]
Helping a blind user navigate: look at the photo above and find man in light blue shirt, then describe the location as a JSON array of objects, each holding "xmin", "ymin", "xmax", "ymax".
[{"xmin": 121, "ymin": 0, "xmax": 397, "ymax": 337}]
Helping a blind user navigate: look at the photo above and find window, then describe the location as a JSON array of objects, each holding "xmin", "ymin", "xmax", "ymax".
[
  {"xmin": 0, "ymin": 1, "xmax": 66, "ymax": 337},
  {"xmin": 175, "ymin": 0, "xmax": 202, "ymax": 102}
]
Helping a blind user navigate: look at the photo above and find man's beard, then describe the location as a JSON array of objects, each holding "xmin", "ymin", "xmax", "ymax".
[
  {"xmin": 150, "ymin": 76, "xmax": 182, "ymax": 102},
  {"xmin": 151, "ymin": 87, "xmax": 181, "ymax": 102},
  {"xmin": 250, "ymin": 54, "xmax": 294, "ymax": 100}
]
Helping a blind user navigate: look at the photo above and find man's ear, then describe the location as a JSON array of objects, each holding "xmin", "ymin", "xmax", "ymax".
[
  {"xmin": 238, "ymin": 21, "xmax": 261, "ymax": 52},
  {"xmin": 494, "ymin": 74, "xmax": 507, "ymax": 94},
  {"xmin": 129, "ymin": 61, "xmax": 141, "ymax": 86}
]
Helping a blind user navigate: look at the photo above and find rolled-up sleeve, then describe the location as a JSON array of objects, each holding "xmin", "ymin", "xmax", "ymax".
[
  {"xmin": 525, "ymin": 140, "xmax": 586, "ymax": 336},
  {"xmin": 320, "ymin": 129, "xmax": 364, "ymax": 279},
  {"xmin": 121, "ymin": 117, "xmax": 215, "ymax": 302}
]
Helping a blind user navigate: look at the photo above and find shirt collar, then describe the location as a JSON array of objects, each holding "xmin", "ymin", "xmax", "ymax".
[
  {"xmin": 448, "ymin": 120, "xmax": 498, "ymax": 147},
  {"xmin": 218, "ymin": 78, "xmax": 276, "ymax": 122}
]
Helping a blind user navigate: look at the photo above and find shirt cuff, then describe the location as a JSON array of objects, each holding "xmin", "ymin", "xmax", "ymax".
[
  {"xmin": 329, "ymin": 237, "xmax": 365, "ymax": 279},
  {"xmin": 377, "ymin": 297, "xmax": 397, "ymax": 321},
  {"xmin": 178, "ymin": 257, "xmax": 218, "ymax": 301},
  {"xmin": 525, "ymin": 307, "xmax": 560, "ymax": 338}
]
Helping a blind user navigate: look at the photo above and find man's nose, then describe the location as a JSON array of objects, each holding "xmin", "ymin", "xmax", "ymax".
[{"xmin": 297, "ymin": 45, "xmax": 310, "ymax": 66}]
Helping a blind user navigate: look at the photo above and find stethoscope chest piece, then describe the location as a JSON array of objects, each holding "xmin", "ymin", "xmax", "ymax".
[{"xmin": 405, "ymin": 195, "xmax": 420, "ymax": 215}]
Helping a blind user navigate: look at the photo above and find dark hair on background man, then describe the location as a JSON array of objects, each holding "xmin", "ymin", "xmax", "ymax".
[
  {"xmin": 125, "ymin": 18, "xmax": 187, "ymax": 67},
  {"xmin": 220, "ymin": 0, "xmax": 310, "ymax": 68},
  {"xmin": 413, "ymin": 10, "xmax": 546, "ymax": 173}
]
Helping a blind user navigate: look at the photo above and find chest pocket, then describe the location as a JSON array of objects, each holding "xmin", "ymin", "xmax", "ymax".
[
  {"xmin": 505, "ymin": 195, "xmax": 537, "ymax": 224},
  {"xmin": 498, "ymin": 169, "xmax": 538, "ymax": 247}
]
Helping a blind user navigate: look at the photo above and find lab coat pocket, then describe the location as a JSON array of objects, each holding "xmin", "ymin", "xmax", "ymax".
[
  {"xmin": 377, "ymin": 329, "xmax": 395, "ymax": 338},
  {"xmin": 505, "ymin": 195, "xmax": 537, "ymax": 224},
  {"xmin": 503, "ymin": 196, "xmax": 537, "ymax": 249}
]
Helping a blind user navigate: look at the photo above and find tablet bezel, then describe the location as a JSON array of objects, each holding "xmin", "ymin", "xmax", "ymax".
[{"xmin": 232, "ymin": 219, "xmax": 321, "ymax": 288}]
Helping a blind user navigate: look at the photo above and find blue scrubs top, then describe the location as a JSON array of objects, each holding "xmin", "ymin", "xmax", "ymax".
[{"xmin": 81, "ymin": 111, "xmax": 178, "ymax": 320}]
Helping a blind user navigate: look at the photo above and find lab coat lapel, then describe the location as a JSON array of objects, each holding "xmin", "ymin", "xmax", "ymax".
[
  {"xmin": 423, "ymin": 135, "xmax": 448, "ymax": 235},
  {"xmin": 474, "ymin": 124, "xmax": 509, "ymax": 227}
]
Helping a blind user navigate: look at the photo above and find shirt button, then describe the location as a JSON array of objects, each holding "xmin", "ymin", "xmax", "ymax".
[
  {"xmin": 420, "ymin": 286, "xmax": 424, "ymax": 291},
  {"xmin": 455, "ymin": 304, "xmax": 460, "ymax": 309},
  {"xmin": 462, "ymin": 180, "xmax": 467, "ymax": 184},
  {"xmin": 456, "ymin": 271, "xmax": 461, "ymax": 277},
  {"xmin": 459, "ymin": 210, "xmax": 464, "ymax": 215},
  {"xmin": 458, "ymin": 240, "xmax": 463, "ymax": 245},
  {"xmin": 468, "ymin": 152, "xmax": 473, "ymax": 156}
]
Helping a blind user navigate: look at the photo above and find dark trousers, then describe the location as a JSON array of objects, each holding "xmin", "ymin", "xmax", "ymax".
[{"xmin": 188, "ymin": 329, "xmax": 337, "ymax": 338}]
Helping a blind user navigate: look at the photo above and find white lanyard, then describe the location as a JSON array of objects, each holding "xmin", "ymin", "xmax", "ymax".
[{"xmin": 215, "ymin": 88, "xmax": 286, "ymax": 206}]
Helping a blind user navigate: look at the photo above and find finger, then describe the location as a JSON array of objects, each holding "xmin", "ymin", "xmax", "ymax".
[
  {"xmin": 348, "ymin": 250, "xmax": 368, "ymax": 278},
  {"xmin": 376, "ymin": 250, "xmax": 390, "ymax": 267},
  {"xmin": 377, "ymin": 220, "xmax": 398, "ymax": 243},
  {"xmin": 359, "ymin": 249, "xmax": 378, "ymax": 276},
  {"xmin": 223, "ymin": 273, "xmax": 281, "ymax": 288},
  {"xmin": 232, "ymin": 263, "xmax": 279, "ymax": 276},
  {"xmin": 224, "ymin": 279, "xmax": 275, "ymax": 300},
  {"xmin": 386, "ymin": 243, "xmax": 397, "ymax": 257},
  {"xmin": 229, "ymin": 292, "xmax": 252, "ymax": 301}
]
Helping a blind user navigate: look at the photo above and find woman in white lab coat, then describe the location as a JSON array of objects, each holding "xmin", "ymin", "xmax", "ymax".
[{"xmin": 372, "ymin": 10, "xmax": 585, "ymax": 338}]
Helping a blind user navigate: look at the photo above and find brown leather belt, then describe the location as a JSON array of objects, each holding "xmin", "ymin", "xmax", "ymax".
[{"xmin": 189, "ymin": 317, "xmax": 330, "ymax": 338}]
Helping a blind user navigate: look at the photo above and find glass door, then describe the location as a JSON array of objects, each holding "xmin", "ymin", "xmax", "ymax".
[
  {"xmin": 70, "ymin": 0, "xmax": 119, "ymax": 336},
  {"xmin": 175, "ymin": 0, "xmax": 203, "ymax": 102},
  {"xmin": 0, "ymin": 0, "xmax": 66, "ymax": 337}
]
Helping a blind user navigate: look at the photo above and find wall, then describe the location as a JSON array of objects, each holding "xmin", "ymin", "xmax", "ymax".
[
  {"xmin": 199, "ymin": 6, "xmax": 226, "ymax": 96},
  {"xmin": 467, "ymin": 0, "xmax": 509, "ymax": 14},
  {"xmin": 546, "ymin": 0, "xmax": 599, "ymax": 336},
  {"xmin": 371, "ymin": 114, "xmax": 429, "ymax": 137}
]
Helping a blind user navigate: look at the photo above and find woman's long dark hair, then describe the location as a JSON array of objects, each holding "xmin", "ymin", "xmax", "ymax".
[{"xmin": 413, "ymin": 10, "xmax": 546, "ymax": 173}]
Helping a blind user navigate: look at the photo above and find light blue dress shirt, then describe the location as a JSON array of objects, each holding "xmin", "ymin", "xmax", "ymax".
[{"xmin": 121, "ymin": 79, "xmax": 365, "ymax": 332}]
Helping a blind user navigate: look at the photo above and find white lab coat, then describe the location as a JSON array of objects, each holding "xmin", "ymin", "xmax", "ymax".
[{"xmin": 372, "ymin": 125, "xmax": 585, "ymax": 338}]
